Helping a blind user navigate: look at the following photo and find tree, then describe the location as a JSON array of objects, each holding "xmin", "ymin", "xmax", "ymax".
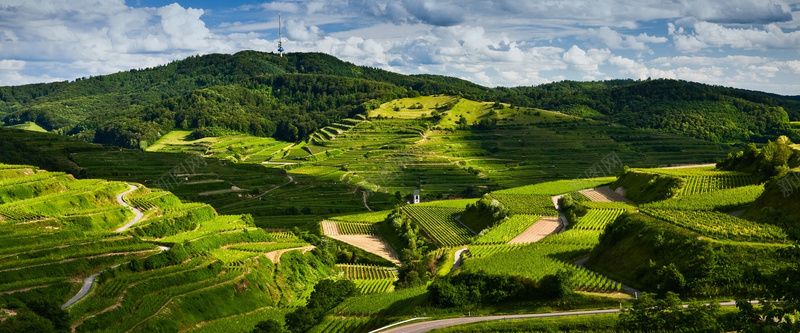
[
  {"xmin": 618, "ymin": 292, "xmax": 723, "ymax": 333},
  {"xmin": 283, "ymin": 307, "xmax": 315, "ymax": 333},
  {"xmin": 735, "ymin": 245, "xmax": 800, "ymax": 333},
  {"xmin": 251, "ymin": 319, "xmax": 284, "ymax": 333}
]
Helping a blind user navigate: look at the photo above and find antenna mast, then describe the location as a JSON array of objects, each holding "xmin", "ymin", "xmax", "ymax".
[{"xmin": 278, "ymin": 11, "xmax": 284, "ymax": 57}]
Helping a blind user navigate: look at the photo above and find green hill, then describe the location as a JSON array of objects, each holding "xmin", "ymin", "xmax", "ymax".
[
  {"xmin": 0, "ymin": 162, "xmax": 337, "ymax": 332},
  {"xmin": 1, "ymin": 52, "xmax": 798, "ymax": 149}
]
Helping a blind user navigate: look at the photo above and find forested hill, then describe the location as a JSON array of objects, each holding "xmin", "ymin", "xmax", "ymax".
[
  {"xmin": 0, "ymin": 50, "xmax": 798, "ymax": 148},
  {"xmin": 495, "ymin": 79, "xmax": 800, "ymax": 142}
]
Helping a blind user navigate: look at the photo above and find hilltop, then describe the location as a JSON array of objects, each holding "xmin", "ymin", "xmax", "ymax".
[{"xmin": 1, "ymin": 51, "xmax": 798, "ymax": 149}]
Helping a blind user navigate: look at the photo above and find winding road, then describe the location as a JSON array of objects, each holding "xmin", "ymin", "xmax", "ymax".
[
  {"xmin": 63, "ymin": 185, "xmax": 145, "ymax": 309},
  {"xmin": 378, "ymin": 301, "xmax": 746, "ymax": 333},
  {"xmin": 61, "ymin": 273, "xmax": 100, "ymax": 309},
  {"xmin": 114, "ymin": 185, "xmax": 144, "ymax": 233}
]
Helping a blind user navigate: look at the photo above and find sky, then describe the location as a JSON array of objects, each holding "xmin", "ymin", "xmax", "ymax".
[{"xmin": 1, "ymin": 1, "xmax": 799, "ymax": 95}]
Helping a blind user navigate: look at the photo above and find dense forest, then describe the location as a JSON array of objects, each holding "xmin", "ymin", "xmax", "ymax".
[{"xmin": 1, "ymin": 51, "xmax": 798, "ymax": 148}]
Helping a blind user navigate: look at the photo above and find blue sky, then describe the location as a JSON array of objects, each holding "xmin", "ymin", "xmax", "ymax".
[{"xmin": 1, "ymin": 1, "xmax": 799, "ymax": 95}]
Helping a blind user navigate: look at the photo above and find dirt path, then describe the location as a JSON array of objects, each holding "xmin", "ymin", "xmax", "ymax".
[
  {"xmin": 579, "ymin": 186, "xmax": 631, "ymax": 203},
  {"xmin": 115, "ymin": 185, "xmax": 144, "ymax": 232},
  {"xmin": 327, "ymin": 234, "xmax": 401, "ymax": 265},
  {"xmin": 321, "ymin": 221, "xmax": 400, "ymax": 265},
  {"xmin": 62, "ymin": 272, "xmax": 101, "ymax": 309},
  {"xmin": 508, "ymin": 217, "xmax": 561, "ymax": 244},
  {"xmin": 264, "ymin": 246, "xmax": 316, "ymax": 263}
]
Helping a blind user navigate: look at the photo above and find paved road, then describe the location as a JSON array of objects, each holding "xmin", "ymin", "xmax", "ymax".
[
  {"xmin": 61, "ymin": 273, "xmax": 101, "ymax": 309},
  {"xmin": 450, "ymin": 248, "xmax": 468, "ymax": 273},
  {"xmin": 114, "ymin": 185, "xmax": 144, "ymax": 232},
  {"xmin": 379, "ymin": 301, "xmax": 743, "ymax": 333}
]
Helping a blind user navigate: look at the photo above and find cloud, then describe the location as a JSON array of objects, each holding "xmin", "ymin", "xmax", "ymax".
[
  {"xmin": 671, "ymin": 21, "xmax": 800, "ymax": 52},
  {"xmin": 562, "ymin": 45, "xmax": 610, "ymax": 77},
  {"xmin": 402, "ymin": 0, "xmax": 464, "ymax": 26},
  {"xmin": 285, "ymin": 20, "xmax": 325, "ymax": 41},
  {"xmin": 680, "ymin": 0, "xmax": 792, "ymax": 24},
  {"xmin": 582, "ymin": 26, "xmax": 667, "ymax": 51}
]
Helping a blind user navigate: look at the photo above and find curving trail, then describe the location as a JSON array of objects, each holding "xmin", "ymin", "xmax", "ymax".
[
  {"xmin": 450, "ymin": 248, "xmax": 468, "ymax": 273},
  {"xmin": 264, "ymin": 246, "xmax": 316, "ymax": 263},
  {"xmin": 61, "ymin": 273, "xmax": 100, "ymax": 309},
  {"xmin": 114, "ymin": 185, "xmax": 144, "ymax": 233}
]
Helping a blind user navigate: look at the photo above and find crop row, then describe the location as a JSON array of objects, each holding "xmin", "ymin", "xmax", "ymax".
[
  {"xmin": 310, "ymin": 316, "xmax": 382, "ymax": 333},
  {"xmin": 475, "ymin": 214, "xmax": 541, "ymax": 245},
  {"xmin": 402, "ymin": 206, "xmax": 472, "ymax": 246},
  {"xmin": 0, "ymin": 171, "xmax": 66, "ymax": 187},
  {"xmin": 468, "ymin": 244, "xmax": 526, "ymax": 258},
  {"xmin": 539, "ymin": 230, "xmax": 601, "ymax": 246},
  {"xmin": 267, "ymin": 232, "xmax": 302, "ymax": 242},
  {"xmin": 331, "ymin": 221, "xmax": 377, "ymax": 235},
  {"xmin": 572, "ymin": 209, "xmax": 624, "ymax": 231},
  {"xmin": 228, "ymin": 242, "xmax": 309, "ymax": 253},
  {"xmin": 680, "ymin": 175, "xmax": 755, "ymax": 196},
  {"xmin": 337, "ymin": 264, "xmax": 396, "ymax": 280},
  {"xmin": 487, "ymin": 193, "xmax": 558, "ymax": 216},
  {"xmin": 642, "ymin": 209, "xmax": 788, "ymax": 242},
  {"xmin": 641, "ymin": 185, "xmax": 764, "ymax": 211},
  {"xmin": 493, "ymin": 177, "xmax": 615, "ymax": 196},
  {"xmin": 464, "ymin": 243, "xmax": 618, "ymax": 292},
  {"xmin": 352, "ymin": 279, "xmax": 394, "ymax": 294}
]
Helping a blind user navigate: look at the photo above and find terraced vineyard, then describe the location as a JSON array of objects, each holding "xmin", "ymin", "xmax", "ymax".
[
  {"xmin": 571, "ymin": 209, "xmax": 625, "ymax": 231},
  {"xmin": 642, "ymin": 209, "xmax": 788, "ymax": 242},
  {"xmin": 337, "ymin": 264, "xmax": 396, "ymax": 294},
  {"xmin": 0, "ymin": 163, "xmax": 335, "ymax": 333},
  {"xmin": 324, "ymin": 221, "xmax": 377, "ymax": 235},
  {"xmin": 465, "ymin": 243, "xmax": 620, "ymax": 292},
  {"xmin": 680, "ymin": 175, "xmax": 755, "ymax": 196},
  {"xmin": 309, "ymin": 316, "xmax": 385, "ymax": 333},
  {"xmin": 641, "ymin": 185, "xmax": 764, "ymax": 211},
  {"xmin": 488, "ymin": 193, "xmax": 559, "ymax": 216},
  {"xmin": 338, "ymin": 264, "xmax": 396, "ymax": 280},
  {"xmin": 402, "ymin": 206, "xmax": 472, "ymax": 246}
]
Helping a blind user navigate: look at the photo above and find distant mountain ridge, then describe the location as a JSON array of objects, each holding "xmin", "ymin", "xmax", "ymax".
[{"xmin": 0, "ymin": 51, "xmax": 797, "ymax": 148}]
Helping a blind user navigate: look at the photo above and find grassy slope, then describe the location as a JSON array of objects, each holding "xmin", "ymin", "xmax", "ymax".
[
  {"xmin": 611, "ymin": 170, "xmax": 684, "ymax": 204},
  {"xmin": 742, "ymin": 170, "xmax": 800, "ymax": 238},
  {"xmin": 586, "ymin": 213, "xmax": 788, "ymax": 294},
  {"xmin": 3, "ymin": 121, "xmax": 47, "ymax": 132}
]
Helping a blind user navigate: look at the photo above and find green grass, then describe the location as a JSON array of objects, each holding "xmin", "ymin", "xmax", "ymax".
[
  {"xmin": 186, "ymin": 307, "xmax": 289, "ymax": 333},
  {"xmin": 370, "ymin": 95, "xmax": 456, "ymax": 119},
  {"xmin": 4, "ymin": 121, "xmax": 47, "ymax": 132},
  {"xmin": 329, "ymin": 210, "xmax": 392, "ymax": 223},
  {"xmin": 488, "ymin": 193, "xmax": 558, "ymax": 216}
]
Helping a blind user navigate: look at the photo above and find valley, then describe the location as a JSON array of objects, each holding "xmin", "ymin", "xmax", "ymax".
[{"xmin": 0, "ymin": 51, "xmax": 798, "ymax": 333}]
